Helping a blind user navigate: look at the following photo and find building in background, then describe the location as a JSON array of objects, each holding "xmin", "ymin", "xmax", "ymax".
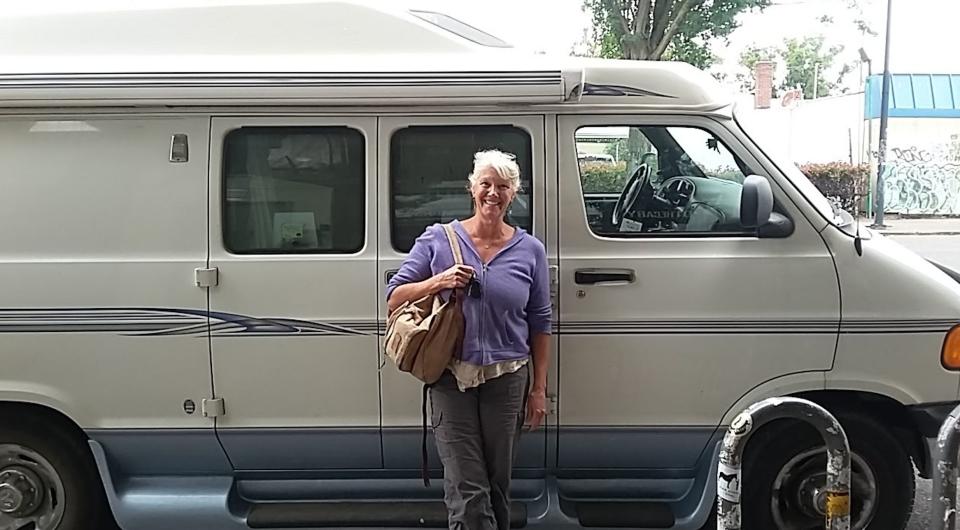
[
  {"xmin": 864, "ymin": 73, "xmax": 960, "ymax": 215},
  {"xmin": 736, "ymin": 64, "xmax": 960, "ymax": 216}
]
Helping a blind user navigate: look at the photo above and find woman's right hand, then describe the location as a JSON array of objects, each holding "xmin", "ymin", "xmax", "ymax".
[{"xmin": 432, "ymin": 264, "xmax": 474, "ymax": 292}]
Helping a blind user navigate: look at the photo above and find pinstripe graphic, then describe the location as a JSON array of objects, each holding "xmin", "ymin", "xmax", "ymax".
[
  {"xmin": 581, "ymin": 83, "xmax": 677, "ymax": 98},
  {"xmin": 0, "ymin": 309, "xmax": 952, "ymax": 336},
  {"xmin": 368, "ymin": 318, "xmax": 957, "ymax": 335},
  {"xmin": 555, "ymin": 320, "xmax": 956, "ymax": 335},
  {"xmin": 838, "ymin": 319, "xmax": 958, "ymax": 333},
  {"xmin": 0, "ymin": 309, "xmax": 377, "ymax": 337}
]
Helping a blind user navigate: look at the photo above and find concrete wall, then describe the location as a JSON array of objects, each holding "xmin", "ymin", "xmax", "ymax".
[
  {"xmin": 735, "ymin": 93, "xmax": 866, "ymax": 165},
  {"xmin": 736, "ymin": 93, "xmax": 960, "ymax": 215},
  {"xmin": 875, "ymin": 118, "xmax": 960, "ymax": 215}
]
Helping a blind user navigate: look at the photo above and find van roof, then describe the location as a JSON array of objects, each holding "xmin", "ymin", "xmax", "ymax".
[{"xmin": 0, "ymin": 1, "xmax": 730, "ymax": 110}]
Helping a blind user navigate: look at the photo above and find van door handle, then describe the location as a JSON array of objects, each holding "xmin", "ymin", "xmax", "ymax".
[
  {"xmin": 574, "ymin": 268, "xmax": 635, "ymax": 285},
  {"xmin": 384, "ymin": 269, "xmax": 399, "ymax": 284}
]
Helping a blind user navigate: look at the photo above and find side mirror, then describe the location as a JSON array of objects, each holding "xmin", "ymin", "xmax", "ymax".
[{"xmin": 740, "ymin": 175, "xmax": 774, "ymax": 229}]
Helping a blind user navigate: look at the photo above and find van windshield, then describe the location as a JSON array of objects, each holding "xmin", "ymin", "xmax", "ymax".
[{"xmin": 733, "ymin": 106, "xmax": 850, "ymax": 228}]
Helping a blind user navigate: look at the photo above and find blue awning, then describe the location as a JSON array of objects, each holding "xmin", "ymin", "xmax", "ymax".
[{"xmin": 865, "ymin": 73, "xmax": 960, "ymax": 119}]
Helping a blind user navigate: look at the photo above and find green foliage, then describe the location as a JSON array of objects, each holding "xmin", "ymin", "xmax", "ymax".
[
  {"xmin": 663, "ymin": 35, "xmax": 718, "ymax": 69},
  {"xmin": 846, "ymin": 0, "xmax": 879, "ymax": 36},
  {"xmin": 582, "ymin": 0, "xmax": 769, "ymax": 68},
  {"xmin": 598, "ymin": 30, "xmax": 623, "ymax": 59},
  {"xmin": 736, "ymin": 44, "xmax": 778, "ymax": 93},
  {"xmin": 580, "ymin": 161, "xmax": 629, "ymax": 193},
  {"xmin": 800, "ymin": 162, "xmax": 869, "ymax": 213},
  {"xmin": 736, "ymin": 2, "xmax": 867, "ymax": 97},
  {"xmin": 780, "ymin": 36, "xmax": 846, "ymax": 98},
  {"xmin": 603, "ymin": 139, "xmax": 629, "ymax": 159}
]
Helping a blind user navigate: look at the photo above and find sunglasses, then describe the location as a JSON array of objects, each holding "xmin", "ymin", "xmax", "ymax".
[{"xmin": 467, "ymin": 276, "xmax": 482, "ymax": 299}]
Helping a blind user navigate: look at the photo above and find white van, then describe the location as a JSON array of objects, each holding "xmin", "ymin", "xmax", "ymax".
[{"xmin": 1, "ymin": 3, "xmax": 958, "ymax": 530}]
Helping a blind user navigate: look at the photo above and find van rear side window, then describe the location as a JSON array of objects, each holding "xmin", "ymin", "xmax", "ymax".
[
  {"xmin": 390, "ymin": 125, "xmax": 533, "ymax": 252},
  {"xmin": 222, "ymin": 127, "xmax": 365, "ymax": 254}
]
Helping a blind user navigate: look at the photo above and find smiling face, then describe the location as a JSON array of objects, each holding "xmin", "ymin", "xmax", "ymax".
[{"xmin": 470, "ymin": 167, "xmax": 516, "ymax": 222}]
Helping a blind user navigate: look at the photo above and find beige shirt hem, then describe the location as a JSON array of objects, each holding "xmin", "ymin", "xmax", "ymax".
[{"xmin": 448, "ymin": 357, "xmax": 529, "ymax": 392}]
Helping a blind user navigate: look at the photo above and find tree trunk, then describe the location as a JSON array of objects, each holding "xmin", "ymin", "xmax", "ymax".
[
  {"xmin": 620, "ymin": 34, "xmax": 656, "ymax": 60},
  {"xmin": 627, "ymin": 128, "xmax": 653, "ymax": 170}
]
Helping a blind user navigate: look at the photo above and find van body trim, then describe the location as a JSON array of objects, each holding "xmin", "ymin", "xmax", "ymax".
[
  {"xmin": 0, "ymin": 71, "xmax": 568, "ymax": 107},
  {"xmin": 0, "ymin": 307, "xmax": 952, "ymax": 335}
]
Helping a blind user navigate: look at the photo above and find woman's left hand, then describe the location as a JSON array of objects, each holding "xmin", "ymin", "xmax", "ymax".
[{"xmin": 525, "ymin": 389, "xmax": 547, "ymax": 431}]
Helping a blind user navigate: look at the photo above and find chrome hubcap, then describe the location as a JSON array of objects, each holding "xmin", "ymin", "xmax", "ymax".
[
  {"xmin": 0, "ymin": 444, "xmax": 65, "ymax": 530},
  {"xmin": 772, "ymin": 448, "xmax": 877, "ymax": 529},
  {"xmin": 0, "ymin": 484, "xmax": 21, "ymax": 513},
  {"xmin": 0, "ymin": 468, "xmax": 43, "ymax": 516}
]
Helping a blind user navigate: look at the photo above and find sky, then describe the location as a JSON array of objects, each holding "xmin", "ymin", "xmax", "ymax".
[{"xmin": 1, "ymin": 0, "xmax": 957, "ymax": 92}]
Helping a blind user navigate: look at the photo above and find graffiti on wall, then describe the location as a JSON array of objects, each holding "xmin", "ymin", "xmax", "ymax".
[{"xmin": 883, "ymin": 144, "xmax": 960, "ymax": 215}]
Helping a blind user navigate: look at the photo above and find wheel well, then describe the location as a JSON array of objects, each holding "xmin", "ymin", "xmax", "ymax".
[
  {"xmin": 789, "ymin": 390, "xmax": 928, "ymax": 478},
  {"xmin": 0, "ymin": 401, "xmax": 88, "ymax": 442},
  {"xmin": 0, "ymin": 401, "xmax": 119, "ymax": 528}
]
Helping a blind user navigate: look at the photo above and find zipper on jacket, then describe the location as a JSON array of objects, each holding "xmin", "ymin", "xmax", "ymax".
[{"xmin": 480, "ymin": 263, "xmax": 488, "ymax": 364}]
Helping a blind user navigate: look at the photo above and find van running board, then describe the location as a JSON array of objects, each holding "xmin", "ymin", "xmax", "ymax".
[
  {"xmin": 246, "ymin": 501, "xmax": 528, "ymax": 528},
  {"xmin": 575, "ymin": 501, "xmax": 675, "ymax": 528}
]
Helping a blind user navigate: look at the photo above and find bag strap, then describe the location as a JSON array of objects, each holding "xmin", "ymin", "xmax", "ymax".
[
  {"xmin": 421, "ymin": 383, "xmax": 431, "ymax": 487},
  {"xmin": 442, "ymin": 224, "xmax": 463, "ymax": 266}
]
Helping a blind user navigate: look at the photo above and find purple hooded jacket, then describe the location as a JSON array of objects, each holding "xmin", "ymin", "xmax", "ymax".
[{"xmin": 386, "ymin": 221, "xmax": 552, "ymax": 366}]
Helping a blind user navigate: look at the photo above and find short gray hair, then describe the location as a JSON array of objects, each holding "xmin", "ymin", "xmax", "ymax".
[{"xmin": 468, "ymin": 149, "xmax": 522, "ymax": 193}]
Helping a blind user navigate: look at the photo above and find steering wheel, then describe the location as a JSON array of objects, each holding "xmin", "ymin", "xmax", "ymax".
[{"xmin": 612, "ymin": 163, "xmax": 650, "ymax": 227}]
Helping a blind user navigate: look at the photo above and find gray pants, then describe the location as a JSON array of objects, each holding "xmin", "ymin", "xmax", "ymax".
[{"xmin": 430, "ymin": 364, "xmax": 529, "ymax": 530}]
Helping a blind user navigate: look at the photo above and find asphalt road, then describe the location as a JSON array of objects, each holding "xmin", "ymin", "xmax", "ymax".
[
  {"xmin": 908, "ymin": 475, "xmax": 932, "ymax": 530},
  {"xmin": 890, "ymin": 234, "xmax": 960, "ymax": 271},
  {"xmin": 889, "ymin": 234, "xmax": 954, "ymax": 529}
]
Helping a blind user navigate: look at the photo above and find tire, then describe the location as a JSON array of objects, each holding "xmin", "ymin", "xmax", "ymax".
[
  {"xmin": 0, "ymin": 415, "xmax": 116, "ymax": 530},
  {"xmin": 741, "ymin": 413, "xmax": 915, "ymax": 530}
]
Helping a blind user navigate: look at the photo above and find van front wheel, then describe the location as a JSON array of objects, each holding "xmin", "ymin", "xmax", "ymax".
[
  {"xmin": 0, "ymin": 420, "xmax": 115, "ymax": 530},
  {"xmin": 741, "ymin": 414, "xmax": 914, "ymax": 530}
]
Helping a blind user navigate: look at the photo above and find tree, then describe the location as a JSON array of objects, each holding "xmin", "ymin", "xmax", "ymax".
[
  {"xmin": 845, "ymin": 0, "xmax": 879, "ymax": 37},
  {"xmin": 779, "ymin": 36, "xmax": 849, "ymax": 98},
  {"xmin": 732, "ymin": 1, "xmax": 870, "ymax": 97},
  {"xmin": 737, "ymin": 37, "xmax": 852, "ymax": 99},
  {"xmin": 736, "ymin": 44, "xmax": 778, "ymax": 93},
  {"xmin": 583, "ymin": 0, "xmax": 770, "ymax": 69}
]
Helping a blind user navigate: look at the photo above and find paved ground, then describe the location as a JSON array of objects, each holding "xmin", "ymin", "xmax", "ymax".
[
  {"xmin": 891, "ymin": 234, "xmax": 960, "ymax": 270},
  {"xmin": 909, "ymin": 476, "xmax": 932, "ymax": 530},
  {"xmin": 862, "ymin": 215, "xmax": 960, "ymax": 236}
]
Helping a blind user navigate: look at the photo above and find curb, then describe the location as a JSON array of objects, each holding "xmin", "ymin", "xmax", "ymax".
[{"xmin": 879, "ymin": 231, "xmax": 960, "ymax": 236}]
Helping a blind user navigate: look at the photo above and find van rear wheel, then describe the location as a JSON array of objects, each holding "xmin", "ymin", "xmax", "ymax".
[
  {"xmin": 0, "ymin": 419, "xmax": 115, "ymax": 530},
  {"xmin": 741, "ymin": 414, "xmax": 914, "ymax": 530}
]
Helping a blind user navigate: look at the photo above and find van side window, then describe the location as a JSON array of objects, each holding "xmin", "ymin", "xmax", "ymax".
[
  {"xmin": 390, "ymin": 125, "xmax": 533, "ymax": 252},
  {"xmin": 222, "ymin": 127, "xmax": 365, "ymax": 254},
  {"xmin": 576, "ymin": 125, "xmax": 753, "ymax": 236}
]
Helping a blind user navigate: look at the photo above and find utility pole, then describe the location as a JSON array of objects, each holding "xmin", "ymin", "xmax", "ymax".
[
  {"xmin": 859, "ymin": 48, "xmax": 873, "ymax": 217},
  {"xmin": 872, "ymin": 0, "xmax": 893, "ymax": 228}
]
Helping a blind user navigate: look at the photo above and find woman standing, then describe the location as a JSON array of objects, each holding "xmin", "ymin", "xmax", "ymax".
[{"xmin": 386, "ymin": 150, "xmax": 551, "ymax": 530}]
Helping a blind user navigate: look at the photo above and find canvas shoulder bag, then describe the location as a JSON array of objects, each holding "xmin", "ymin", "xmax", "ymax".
[{"xmin": 384, "ymin": 223, "xmax": 466, "ymax": 384}]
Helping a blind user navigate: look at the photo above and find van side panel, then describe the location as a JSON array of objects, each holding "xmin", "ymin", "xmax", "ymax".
[
  {"xmin": 824, "ymin": 228, "xmax": 960, "ymax": 404},
  {"xmin": 0, "ymin": 115, "xmax": 213, "ymax": 431}
]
